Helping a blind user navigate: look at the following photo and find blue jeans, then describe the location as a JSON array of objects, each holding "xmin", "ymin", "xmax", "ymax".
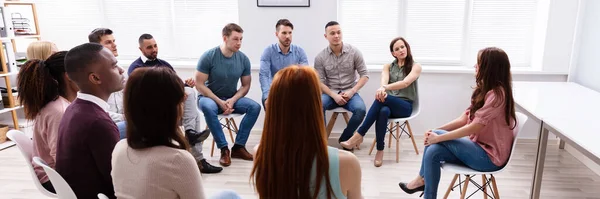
[
  {"xmin": 419, "ymin": 130, "xmax": 502, "ymax": 199},
  {"xmin": 116, "ymin": 121, "xmax": 126, "ymax": 140},
  {"xmin": 208, "ymin": 190, "xmax": 242, "ymax": 199},
  {"xmin": 321, "ymin": 93, "xmax": 366, "ymax": 143},
  {"xmin": 199, "ymin": 96, "xmax": 261, "ymax": 149},
  {"xmin": 356, "ymin": 95, "xmax": 412, "ymax": 150}
]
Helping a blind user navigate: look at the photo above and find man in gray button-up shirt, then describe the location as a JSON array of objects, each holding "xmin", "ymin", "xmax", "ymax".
[{"xmin": 314, "ymin": 21, "xmax": 369, "ymax": 147}]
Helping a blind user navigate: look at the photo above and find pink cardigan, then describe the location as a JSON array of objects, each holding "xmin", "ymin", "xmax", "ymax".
[
  {"xmin": 32, "ymin": 97, "xmax": 70, "ymax": 183},
  {"xmin": 466, "ymin": 89, "xmax": 515, "ymax": 166}
]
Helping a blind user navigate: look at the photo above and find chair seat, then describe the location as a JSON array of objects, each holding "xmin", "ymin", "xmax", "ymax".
[
  {"xmin": 330, "ymin": 107, "xmax": 350, "ymax": 113},
  {"xmin": 441, "ymin": 162, "xmax": 503, "ymax": 175},
  {"xmin": 217, "ymin": 113, "xmax": 244, "ymax": 119},
  {"xmin": 388, "ymin": 112, "xmax": 419, "ymax": 123}
]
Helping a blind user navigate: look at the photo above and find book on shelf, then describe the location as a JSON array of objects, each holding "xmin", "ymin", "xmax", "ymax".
[{"xmin": 0, "ymin": 6, "xmax": 15, "ymax": 38}]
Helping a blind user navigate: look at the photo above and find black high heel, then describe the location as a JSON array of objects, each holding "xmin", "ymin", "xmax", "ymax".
[{"xmin": 399, "ymin": 182, "xmax": 425, "ymax": 197}]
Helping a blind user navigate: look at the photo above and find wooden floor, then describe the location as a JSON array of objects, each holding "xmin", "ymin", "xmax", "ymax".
[{"xmin": 1, "ymin": 133, "xmax": 599, "ymax": 199}]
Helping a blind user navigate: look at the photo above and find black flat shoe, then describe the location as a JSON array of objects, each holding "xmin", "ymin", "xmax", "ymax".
[
  {"xmin": 399, "ymin": 182, "xmax": 425, "ymax": 197},
  {"xmin": 185, "ymin": 129, "xmax": 211, "ymax": 145}
]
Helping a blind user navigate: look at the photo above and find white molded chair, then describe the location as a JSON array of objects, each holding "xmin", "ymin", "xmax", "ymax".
[
  {"xmin": 325, "ymin": 107, "xmax": 351, "ymax": 139},
  {"xmin": 441, "ymin": 112, "xmax": 528, "ymax": 199},
  {"xmin": 368, "ymin": 80, "xmax": 421, "ymax": 162},
  {"xmin": 209, "ymin": 113, "xmax": 245, "ymax": 157},
  {"xmin": 97, "ymin": 193, "xmax": 109, "ymax": 199},
  {"xmin": 6, "ymin": 130, "xmax": 57, "ymax": 198},
  {"xmin": 32, "ymin": 157, "xmax": 77, "ymax": 199}
]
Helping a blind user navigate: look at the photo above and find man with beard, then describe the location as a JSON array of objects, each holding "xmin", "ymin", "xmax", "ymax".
[
  {"xmin": 259, "ymin": 19, "xmax": 308, "ymax": 109},
  {"xmin": 196, "ymin": 23, "xmax": 260, "ymax": 167},
  {"xmin": 127, "ymin": 34, "xmax": 174, "ymax": 75},
  {"xmin": 127, "ymin": 33, "xmax": 223, "ymax": 174}
]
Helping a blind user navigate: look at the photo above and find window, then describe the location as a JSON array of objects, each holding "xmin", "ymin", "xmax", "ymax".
[
  {"xmin": 34, "ymin": 0, "xmax": 104, "ymax": 50},
  {"xmin": 339, "ymin": 0, "xmax": 400, "ymax": 65},
  {"xmin": 34, "ymin": 0, "xmax": 238, "ymax": 60},
  {"xmin": 339, "ymin": 0, "xmax": 543, "ymax": 67}
]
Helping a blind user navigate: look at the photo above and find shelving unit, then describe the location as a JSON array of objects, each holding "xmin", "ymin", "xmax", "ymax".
[{"xmin": 0, "ymin": 1, "xmax": 40, "ymax": 145}]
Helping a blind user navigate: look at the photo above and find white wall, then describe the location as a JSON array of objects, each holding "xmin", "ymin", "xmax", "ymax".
[
  {"xmin": 570, "ymin": 0, "xmax": 600, "ymax": 92},
  {"xmin": 565, "ymin": 0, "xmax": 600, "ymax": 175},
  {"xmin": 238, "ymin": 0, "xmax": 335, "ymax": 64},
  {"xmin": 539, "ymin": 0, "xmax": 581, "ymax": 74}
]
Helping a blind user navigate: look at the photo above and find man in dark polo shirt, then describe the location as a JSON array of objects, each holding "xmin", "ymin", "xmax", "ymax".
[{"xmin": 55, "ymin": 43, "xmax": 125, "ymax": 199}]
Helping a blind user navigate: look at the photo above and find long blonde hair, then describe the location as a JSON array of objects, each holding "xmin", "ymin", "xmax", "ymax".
[
  {"xmin": 251, "ymin": 66, "xmax": 334, "ymax": 199},
  {"xmin": 26, "ymin": 41, "xmax": 56, "ymax": 60}
]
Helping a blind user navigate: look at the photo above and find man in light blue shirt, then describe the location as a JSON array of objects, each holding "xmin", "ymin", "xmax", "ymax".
[{"xmin": 259, "ymin": 19, "xmax": 309, "ymax": 109}]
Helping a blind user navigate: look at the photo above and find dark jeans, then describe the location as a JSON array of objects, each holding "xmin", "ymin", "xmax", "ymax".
[{"xmin": 357, "ymin": 95, "xmax": 412, "ymax": 150}]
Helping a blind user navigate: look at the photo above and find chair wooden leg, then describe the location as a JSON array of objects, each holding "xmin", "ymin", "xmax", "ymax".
[
  {"xmin": 326, "ymin": 113, "xmax": 339, "ymax": 138},
  {"xmin": 211, "ymin": 140, "xmax": 215, "ymax": 157},
  {"xmin": 230, "ymin": 118, "xmax": 239, "ymax": 134},
  {"xmin": 340, "ymin": 112, "xmax": 359, "ymax": 149},
  {"xmin": 491, "ymin": 175, "xmax": 500, "ymax": 199},
  {"xmin": 388, "ymin": 122, "xmax": 393, "ymax": 148},
  {"xmin": 225, "ymin": 119, "xmax": 235, "ymax": 143},
  {"xmin": 406, "ymin": 121, "xmax": 419, "ymax": 155},
  {"xmin": 368, "ymin": 138, "xmax": 376, "ymax": 155},
  {"xmin": 342, "ymin": 112, "xmax": 350, "ymax": 124},
  {"xmin": 444, "ymin": 174, "xmax": 459, "ymax": 199},
  {"xmin": 482, "ymin": 174, "xmax": 488, "ymax": 199},
  {"xmin": 207, "ymin": 125, "xmax": 215, "ymax": 157},
  {"xmin": 460, "ymin": 175, "xmax": 471, "ymax": 199},
  {"xmin": 395, "ymin": 122, "xmax": 400, "ymax": 163}
]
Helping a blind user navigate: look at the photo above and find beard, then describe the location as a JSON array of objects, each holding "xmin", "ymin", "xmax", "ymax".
[
  {"xmin": 144, "ymin": 53, "xmax": 157, "ymax": 60},
  {"xmin": 279, "ymin": 39, "xmax": 291, "ymax": 47}
]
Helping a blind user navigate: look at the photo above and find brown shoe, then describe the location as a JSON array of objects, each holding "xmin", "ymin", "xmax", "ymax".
[
  {"xmin": 219, "ymin": 148, "xmax": 231, "ymax": 167},
  {"xmin": 231, "ymin": 147, "xmax": 254, "ymax": 161}
]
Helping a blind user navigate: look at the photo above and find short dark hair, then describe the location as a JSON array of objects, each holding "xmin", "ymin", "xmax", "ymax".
[
  {"xmin": 138, "ymin": 33, "xmax": 153, "ymax": 45},
  {"xmin": 124, "ymin": 67, "xmax": 189, "ymax": 150},
  {"xmin": 64, "ymin": 43, "xmax": 105, "ymax": 83},
  {"xmin": 325, "ymin": 21, "xmax": 339, "ymax": 30},
  {"xmin": 222, "ymin": 23, "xmax": 244, "ymax": 37},
  {"xmin": 88, "ymin": 28, "xmax": 113, "ymax": 43},
  {"xmin": 275, "ymin": 19, "xmax": 294, "ymax": 31}
]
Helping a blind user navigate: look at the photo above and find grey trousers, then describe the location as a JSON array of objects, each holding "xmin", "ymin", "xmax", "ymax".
[{"xmin": 183, "ymin": 87, "xmax": 204, "ymax": 161}]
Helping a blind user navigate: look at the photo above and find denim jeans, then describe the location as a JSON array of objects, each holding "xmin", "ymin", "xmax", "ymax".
[
  {"xmin": 321, "ymin": 93, "xmax": 366, "ymax": 143},
  {"xmin": 199, "ymin": 96, "xmax": 261, "ymax": 149},
  {"xmin": 208, "ymin": 190, "xmax": 242, "ymax": 199},
  {"xmin": 356, "ymin": 95, "xmax": 412, "ymax": 150},
  {"xmin": 116, "ymin": 121, "xmax": 126, "ymax": 140},
  {"xmin": 419, "ymin": 130, "xmax": 502, "ymax": 199}
]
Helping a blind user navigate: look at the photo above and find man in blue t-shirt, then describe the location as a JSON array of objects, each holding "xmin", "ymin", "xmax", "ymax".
[{"xmin": 195, "ymin": 23, "xmax": 260, "ymax": 167}]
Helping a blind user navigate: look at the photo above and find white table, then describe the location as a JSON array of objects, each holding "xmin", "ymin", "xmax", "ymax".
[{"xmin": 513, "ymin": 81, "xmax": 600, "ymax": 199}]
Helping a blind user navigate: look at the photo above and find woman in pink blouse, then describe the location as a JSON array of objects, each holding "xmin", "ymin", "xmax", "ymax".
[
  {"xmin": 17, "ymin": 51, "xmax": 79, "ymax": 193},
  {"xmin": 398, "ymin": 47, "xmax": 517, "ymax": 199}
]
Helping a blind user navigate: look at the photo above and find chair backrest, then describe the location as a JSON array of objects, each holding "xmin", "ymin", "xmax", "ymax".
[
  {"xmin": 6, "ymin": 130, "xmax": 57, "ymax": 197},
  {"xmin": 499, "ymin": 112, "xmax": 528, "ymax": 171},
  {"xmin": 411, "ymin": 79, "xmax": 420, "ymax": 116},
  {"xmin": 97, "ymin": 193, "xmax": 109, "ymax": 199},
  {"xmin": 32, "ymin": 157, "xmax": 77, "ymax": 199}
]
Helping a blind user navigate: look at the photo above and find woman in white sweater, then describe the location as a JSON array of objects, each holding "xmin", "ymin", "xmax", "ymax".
[{"xmin": 111, "ymin": 67, "xmax": 239, "ymax": 199}]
